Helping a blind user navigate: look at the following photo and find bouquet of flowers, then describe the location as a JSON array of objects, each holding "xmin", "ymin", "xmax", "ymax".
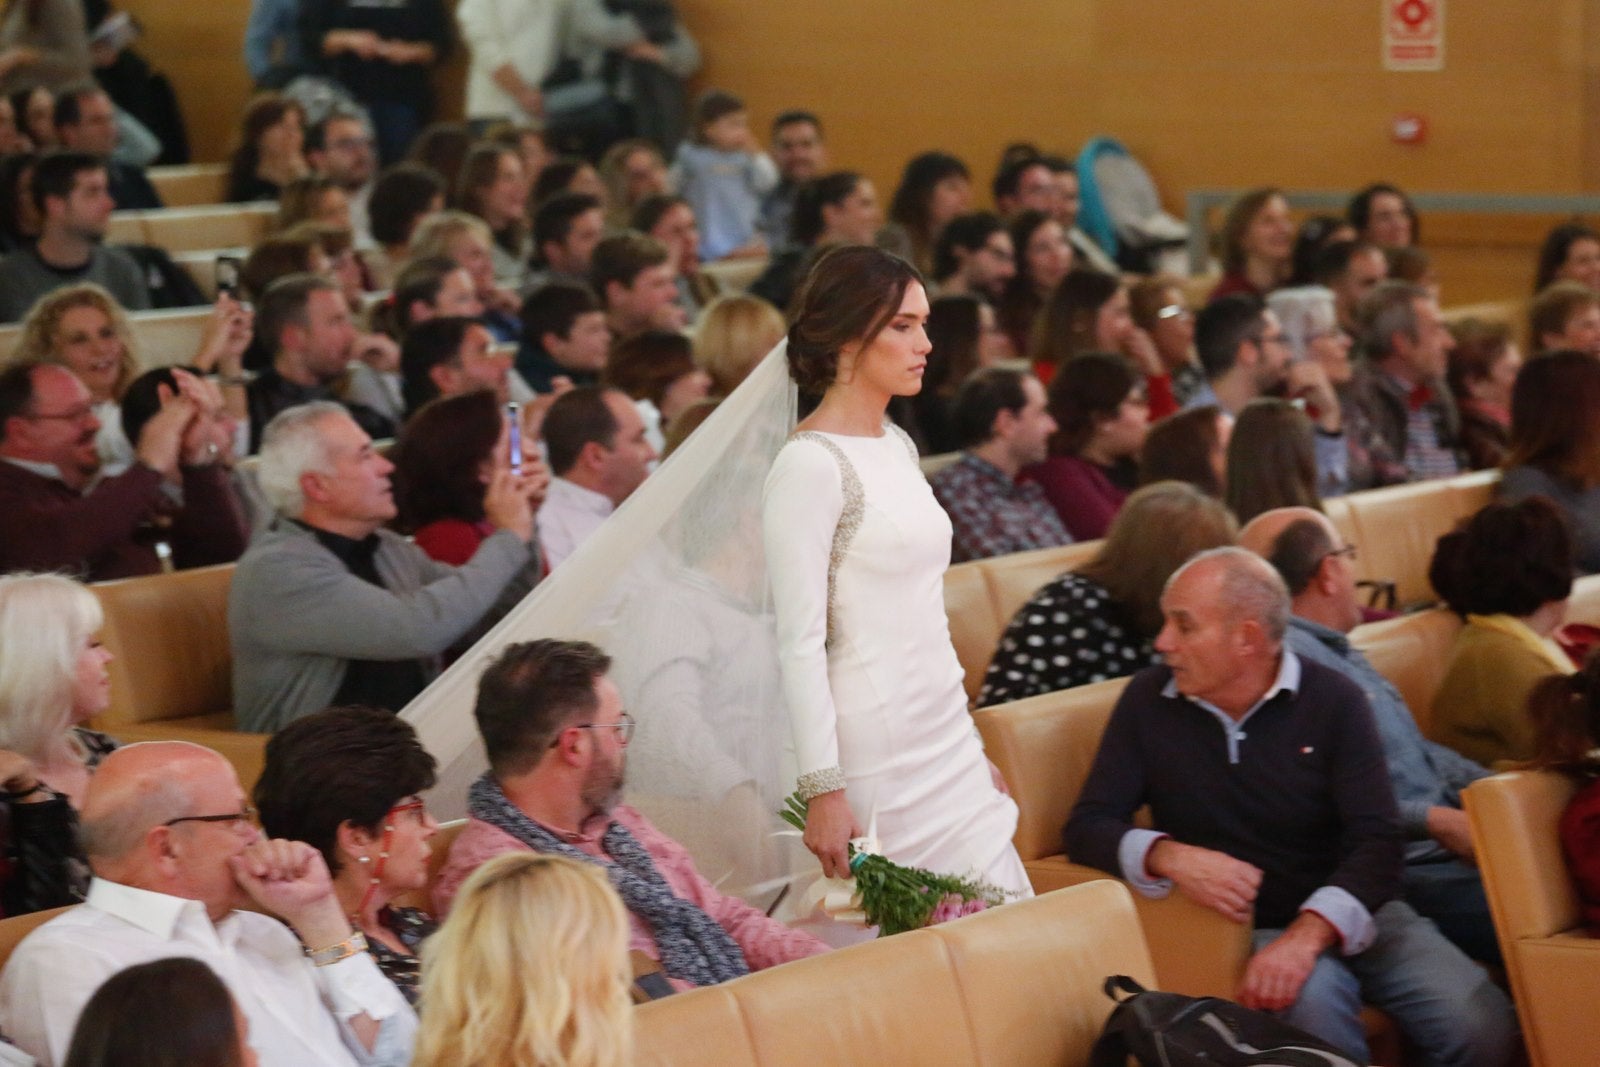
[{"xmin": 779, "ymin": 792, "xmax": 1007, "ymax": 936}]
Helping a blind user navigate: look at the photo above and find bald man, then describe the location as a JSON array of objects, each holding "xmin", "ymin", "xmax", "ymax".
[
  {"xmin": 1065, "ymin": 548, "xmax": 1515, "ymax": 1066},
  {"xmin": 1238, "ymin": 507, "xmax": 1499, "ymax": 968},
  {"xmin": 0, "ymin": 742, "xmax": 416, "ymax": 1067}
]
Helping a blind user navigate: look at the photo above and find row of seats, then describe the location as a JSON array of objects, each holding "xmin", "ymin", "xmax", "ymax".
[
  {"xmin": 943, "ymin": 468, "xmax": 1503, "ymax": 703},
  {"xmin": 0, "ymin": 306, "xmax": 212, "ymax": 368},
  {"xmin": 104, "ymin": 202, "xmax": 275, "ymax": 254},
  {"xmin": 146, "ymin": 164, "xmax": 230, "ymax": 209}
]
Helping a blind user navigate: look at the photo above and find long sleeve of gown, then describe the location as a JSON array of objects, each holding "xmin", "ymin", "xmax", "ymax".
[{"xmin": 762, "ymin": 439, "xmax": 846, "ymax": 798}]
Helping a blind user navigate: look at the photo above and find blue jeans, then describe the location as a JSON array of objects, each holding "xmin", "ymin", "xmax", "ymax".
[
  {"xmin": 1404, "ymin": 856, "xmax": 1502, "ymax": 966},
  {"xmin": 1252, "ymin": 901, "xmax": 1517, "ymax": 1066}
]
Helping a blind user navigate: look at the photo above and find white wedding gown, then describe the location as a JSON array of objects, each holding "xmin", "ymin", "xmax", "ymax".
[{"xmin": 763, "ymin": 424, "xmax": 1033, "ymax": 898}]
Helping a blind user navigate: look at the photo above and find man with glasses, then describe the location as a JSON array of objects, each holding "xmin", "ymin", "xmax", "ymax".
[
  {"xmin": 931, "ymin": 212, "xmax": 1015, "ymax": 302},
  {"xmin": 434, "ymin": 638, "xmax": 830, "ymax": 990},
  {"xmin": 306, "ymin": 113, "xmax": 378, "ymax": 247},
  {"xmin": 1239, "ymin": 507, "xmax": 1500, "ymax": 970},
  {"xmin": 0, "ymin": 362, "xmax": 248, "ymax": 579},
  {"xmin": 0, "ymin": 741, "xmax": 417, "ymax": 1066}
]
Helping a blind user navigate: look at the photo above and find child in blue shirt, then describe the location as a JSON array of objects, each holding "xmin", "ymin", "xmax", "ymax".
[{"xmin": 670, "ymin": 89, "xmax": 777, "ymax": 262}]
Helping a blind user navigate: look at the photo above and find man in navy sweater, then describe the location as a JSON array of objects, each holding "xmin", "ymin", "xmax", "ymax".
[{"xmin": 1064, "ymin": 548, "xmax": 1515, "ymax": 1067}]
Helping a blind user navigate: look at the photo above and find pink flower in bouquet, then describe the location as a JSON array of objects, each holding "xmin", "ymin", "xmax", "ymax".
[
  {"xmin": 928, "ymin": 895, "xmax": 966, "ymax": 926},
  {"xmin": 958, "ymin": 897, "xmax": 988, "ymax": 917}
]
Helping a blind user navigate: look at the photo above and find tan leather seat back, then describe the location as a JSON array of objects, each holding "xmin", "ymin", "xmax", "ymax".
[
  {"xmin": 938, "ymin": 880, "xmax": 1155, "ymax": 1066},
  {"xmin": 139, "ymin": 204, "xmax": 275, "ymax": 253},
  {"xmin": 1344, "ymin": 480, "xmax": 1463, "ymax": 608},
  {"xmin": 1349, "ymin": 607, "xmax": 1462, "ymax": 736},
  {"xmin": 975, "ymin": 678, "xmax": 1129, "ymax": 862},
  {"xmin": 147, "ymin": 163, "xmax": 229, "ymax": 207},
  {"xmin": 634, "ymin": 986, "xmax": 755, "ymax": 1067},
  {"xmin": 93, "ymin": 564, "xmax": 235, "ymax": 726},
  {"xmin": 983, "ymin": 540, "xmax": 1102, "ymax": 626},
  {"xmin": 946, "ymin": 561, "xmax": 1001, "ymax": 702},
  {"xmin": 1447, "ymin": 468, "xmax": 1499, "ymax": 518},
  {"xmin": 1322, "ymin": 498, "xmax": 1361, "ymax": 577},
  {"xmin": 1465, "ymin": 771, "xmax": 1582, "ymax": 941}
]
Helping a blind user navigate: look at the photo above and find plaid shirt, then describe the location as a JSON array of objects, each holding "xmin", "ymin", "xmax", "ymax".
[{"xmin": 929, "ymin": 453, "xmax": 1073, "ymax": 563}]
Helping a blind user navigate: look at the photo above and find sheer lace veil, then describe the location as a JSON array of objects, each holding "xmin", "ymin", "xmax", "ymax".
[{"xmin": 400, "ymin": 341, "xmax": 813, "ymax": 909}]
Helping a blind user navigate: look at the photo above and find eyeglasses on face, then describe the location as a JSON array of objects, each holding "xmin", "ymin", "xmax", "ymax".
[
  {"xmin": 163, "ymin": 804, "xmax": 257, "ymax": 829},
  {"xmin": 385, "ymin": 797, "xmax": 428, "ymax": 823},
  {"xmin": 558, "ymin": 712, "xmax": 637, "ymax": 747},
  {"xmin": 1320, "ymin": 544, "xmax": 1359, "ymax": 566},
  {"xmin": 21, "ymin": 404, "xmax": 95, "ymax": 424}
]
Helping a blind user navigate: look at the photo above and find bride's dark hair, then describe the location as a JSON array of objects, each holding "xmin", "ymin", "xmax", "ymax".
[{"xmin": 785, "ymin": 245, "xmax": 922, "ymax": 396}]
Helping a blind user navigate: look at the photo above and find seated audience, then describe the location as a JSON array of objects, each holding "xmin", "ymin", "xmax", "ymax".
[
  {"xmin": 932, "ymin": 211, "xmax": 1015, "ymax": 304},
  {"xmin": 1031, "ymin": 270, "xmax": 1162, "ymax": 410},
  {"xmin": 1064, "ymin": 549, "xmax": 1514, "ymax": 1066},
  {"xmin": 1138, "ymin": 404, "xmax": 1229, "ymax": 498},
  {"xmin": 1530, "ymin": 279, "xmax": 1600, "ymax": 357},
  {"xmin": 225, "ymin": 92, "xmax": 307, "ymax": 202},
  {"xmin": 635, "ymin": 194, "xmax": 721, "ymax": 321},
  {"xmin": 408, "ymin": 210, "xmax": 521, "ymax": 343},
  {"xmin": 907, "ymin": 294, "xmax": 1009, "ymax": 452},
  {"xmin": 1445, "ymin": 317, "xmax": 1521, "ymax": 470},
  {"xmin": 1129, "ymin": 275, "xmax": 1204, "ymax": 407},
  {"xmin": 995, "ymin": 210, "xmax": 1071, "ymax": 356},
  {"xmin": 1311, "ymin": 239, "xmax": 1389, "ymax": 336},
  {"xmin": 1209, "ymin": 187, "xmax": 1293, "ymax": 299},
  {"xmin": 1022, "ymin": 351, "xmax": 1148, "ymax": 541},
  {"xmin": 748, "ymin": 170, "xmax": 880, "ymax": 311},
  {"xmin": 1347, "ymin": 280, "xmax": 1462, "ymax": 485},
  {"xmin": 1240, "ymin": 508, "xmax": 1500, "ymax": 965},
  {"xmin": 52, "ymin": 83, "xmax": 158, "ymax": 210},
  {"xmin": 1348, "ymin": 181, "xmax": 1420, "ymax": 248},
  {"xmin": 978, "ymin": 481, "xmax": 1235, "ymax": 706},
  {"xmin": 1535, "ymin": 221, "xmax": 1600, "ymax": 293},
  {"xmin": 1385, "ymin": 244, "xmax": 1438, "ymax": 297},
  {"xmin": 1430, "ymin": 497, "xmax": 1576, "ymax": 766},
  {"xmin": 0, "ymin": 153, "xmax": 40, "ymax": 254},
  {"xmin": 537, "ymin": 387, "xmax": 655, "ymax": 571},
  {"xmin": 928, "ymin": 367, "xmax": 1069, "ymax": 563},
  {"xmin": 363, "ymin": 162, "xmax": 446, "ymax": 289},
  {"xmin": 669, "ymin": 89, "xmax": 775, "ymax": 262},
  {"xmin": 526, "ymin": 191, "xmax": 605, "ymax": 292},
  {"xmin": 62, "ymin": 957, "xmax": 252, "ymax": 1067},
  {"xmin": 433, "ymin": 639, "xmax": 829, "ymax": 986},
  {"xmin": 1226, "ymin": 398, "xmax": 1323, "ymax": 522},
  {"xmin": 0, "ymin": 741, "xmax": 418, "ymax": 1066},
  {"xmin": 374, "ymin": 255, "xmax": 482, "ymax": 344},
  {"xmin": 455, "ymin": 142, "xmax": 531, "ymax": 288},
  {"xmin": 415, "ymin": 853, "xmax": 632, "ymax": 1067},
  {"xmin": 0, "ymin": 573, "xmax": 118, "ymax": 918},
  {"xmin": 1264, "ymin": 284, "xmax": 1366, "ymax": 489},
  {"xmin": 0, "ymin": 151, "xmax": 148, "ymax": 321},
  {"xmin": 229, "ymin": 401, "xmax": 538, "ymax": 730},
  {"xmin": 1500, "ymin": 349, "xmax": 1600, "ymax": 573},
  {"xmin": 0, "ymin": 361, "xmax": 246, "ymax": 579},
  {"xmin": 529, "ymin": 156, "xmax": 605, "ymax": 209},
  {"xmin": 406, "ymin": 122, "xmax": 472, "ymax": 203},
  {"xmin": 1527, "ymin": 654, "xmax": 1600, "ymax": 935},
  {"xmin": 758, "ymin": 109, "xmax": 826, "ymax": 255},
  {"xmin": 13, "ymin": 89, "xmax": 53, "ymax": 152},
  {"xmin": 603, "ymin": 330, "xmax": 710, "ymax": 452},
  {"xmin": 245, "ymin": 274, "xmax": 396, "ymax": 450},
  {"xmin": 304, "ymin": 112, "xmax": 378, "ymax": 242},
  {"xmin": 991, "ymin": 154, "xmax": 1060, "ymax": 221},
  {"xmin": 599, "ymin": 138, "xmax": 668, "ymax": 230},
  {"xmin": 255, "ymin": 705, "xmax": 441, "ymax": 1004},
  {"xmin": 275, "ymin": 174, "xmax": 351, "ymax": 233},
  {"xmin": 882, "ymin": 150, "xmax": 972, "ymax": 277},
  {"xmin": 18, "ymin": 285, "xmax": 253, "ymax": 474},
  {"xmin": 516, "ymin": 281, "xmax": 610, "ymax": 394},
  {"xmin": 1039, "ymin": 154, "xmax": 1119, "ymax": 274},
  {"xmin": 693, "ymin": 292, "xmax": 785, "ymax": 397},
  {"xmin": 399, "ymin": 316, "xmax": 508, "ymax": 415},
  {"xmin": 591, "ymin": 232, "xmax": 687, "ymax": 340},
  {"xmin": 1286, "ymin": 214, "xmax": 1356, "ymax": 287},
  {"xmin": 393, "ymin": 389, "xmax": 547, "ymax": 566}
]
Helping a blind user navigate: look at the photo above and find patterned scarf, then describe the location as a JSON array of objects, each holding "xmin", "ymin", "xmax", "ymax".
[{"xmin": 466, "ymin": 774, "xmax": 750, "ymax": 986}]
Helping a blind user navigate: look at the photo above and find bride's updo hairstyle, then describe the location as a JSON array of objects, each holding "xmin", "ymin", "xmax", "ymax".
[{"xmin": 786, "ymin": 245, "xmax": 923, "ymax": 396}]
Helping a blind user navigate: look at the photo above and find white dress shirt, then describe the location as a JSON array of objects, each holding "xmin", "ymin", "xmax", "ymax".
[
  {"xmin": 537, "ymin": 476, "xmax": 614, "ymax": 571},
  {"xmin": 0, "ymin": 879, "xmax": 416, "ymax": 1067}
]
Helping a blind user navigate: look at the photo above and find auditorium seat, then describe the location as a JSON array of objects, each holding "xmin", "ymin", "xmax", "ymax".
[
  {"xmin": 0, "ymin": 307, "xmax": 214, "ymax": 369},
  {"xmin": 1349, "ymin": 607, "xmax": 1462, "ymax": 737},
  {"xmin": 147, "ymin": 163, "xmax": 230, "ymax": 208},
  {"xmin": 1341, "ymin": 481, "xmax": 1467, "ymax": 608},
  {"xmin": 1465, "ymin": 770, "xmax": 1599, "ymax": 1067},
  {"xmin": 90, "ymin": 564, "xmax": 266, "ymax": 795},
  {"xmin": 634, "ymin": 880, "xmax": 1156, "ymax": 1067},
  {"xmin": 699, "ymin": 256, "xmax": 767, "ymax": 294},
  {"xmin": 981, "ymin": 540, "xmax": 1102, "ymax": 626},
  {"xmin": 106, "ymin": 203, "xmax": 275, "ymax": 255},
  {"xmin": 918, "ymin": 451, "xmax": 959, "ymax": 477}
]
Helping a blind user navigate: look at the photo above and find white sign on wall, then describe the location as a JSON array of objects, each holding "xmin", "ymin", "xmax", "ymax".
[{"xmin": 1384, "ymin": 0, "xmax": 1445, "ymax": 71}]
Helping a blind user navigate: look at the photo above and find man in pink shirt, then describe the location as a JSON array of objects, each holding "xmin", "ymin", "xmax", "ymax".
[{"xmin": 433, "ymin": 639, "xmax": 829, "ymax": 990}]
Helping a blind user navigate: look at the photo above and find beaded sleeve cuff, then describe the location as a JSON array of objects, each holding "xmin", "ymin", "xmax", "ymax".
[{"xmin": 797, "ymin": 767, "xmax": 847, "ymax": 800}]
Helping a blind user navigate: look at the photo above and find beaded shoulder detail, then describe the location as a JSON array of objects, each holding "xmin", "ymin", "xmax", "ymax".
[
  {"xmin": 791, "ymin": 432, "xmax": 863, "ymax": 648},
  {"xmin": 886, "ymin": 421, "xmax": 920, "ymax": 464}
]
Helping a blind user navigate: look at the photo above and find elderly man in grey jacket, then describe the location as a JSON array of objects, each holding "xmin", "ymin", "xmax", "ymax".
[{"xmin": 230, "ymin": 401, "xmax": 542, "ymax": 731}]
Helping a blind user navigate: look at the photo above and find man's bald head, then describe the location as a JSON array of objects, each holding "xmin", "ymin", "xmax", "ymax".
[
  {"xmin": 1239, "ymin": 507, "xmax": 1339, "ymax": 595},
  {"xmin": 80, "ymin": 742, "xmax": 237, "ymax": 871},
  {"xmin": 1168, "ymin": 546, "xmax": 1291, "ymax": 642}
]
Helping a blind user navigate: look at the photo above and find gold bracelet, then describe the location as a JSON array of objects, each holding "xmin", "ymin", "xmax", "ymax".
[{"xmin": 307, "ymin": 930, "xmax": 368, "ymax": 967}]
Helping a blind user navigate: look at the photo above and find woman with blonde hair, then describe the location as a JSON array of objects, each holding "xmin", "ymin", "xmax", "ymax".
[
  {"xmin": 415, "ymin": 852, "xmax": 632, "ymax": 1067},
  {"xmin": 16, "ymin": 283, "xmax": 252, "ymax": 473},
  {"xmin": 978, "ymin": 481, "xmax": 1237, "ymax": 706},
  {"xmin": 693, "ymin": 292, "xmax": 785, "ymax": 397},
  {"xmin": 409, "ymin": 209, "xmax": 523, "ymax": 342},
  {"xmin": 0, "ymin": 573, "xmax": 120, "ymax": 915}
]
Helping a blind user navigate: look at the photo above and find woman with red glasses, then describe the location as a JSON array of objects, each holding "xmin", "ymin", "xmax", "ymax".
[{"xmin": 253, "ymin": 704, "xmax": 441, "ymax": 1003}]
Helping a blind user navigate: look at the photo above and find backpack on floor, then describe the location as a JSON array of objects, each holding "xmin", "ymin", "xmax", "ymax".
[{"xmin": 1088, "ymin": 975, "xmax": 1362, "ymax": 1067}]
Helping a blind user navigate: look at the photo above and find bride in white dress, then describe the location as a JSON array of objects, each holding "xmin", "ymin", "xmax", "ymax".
[{"xmin": 762, "ymin": 246, "xmax": 1032, "ymax": 898}]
